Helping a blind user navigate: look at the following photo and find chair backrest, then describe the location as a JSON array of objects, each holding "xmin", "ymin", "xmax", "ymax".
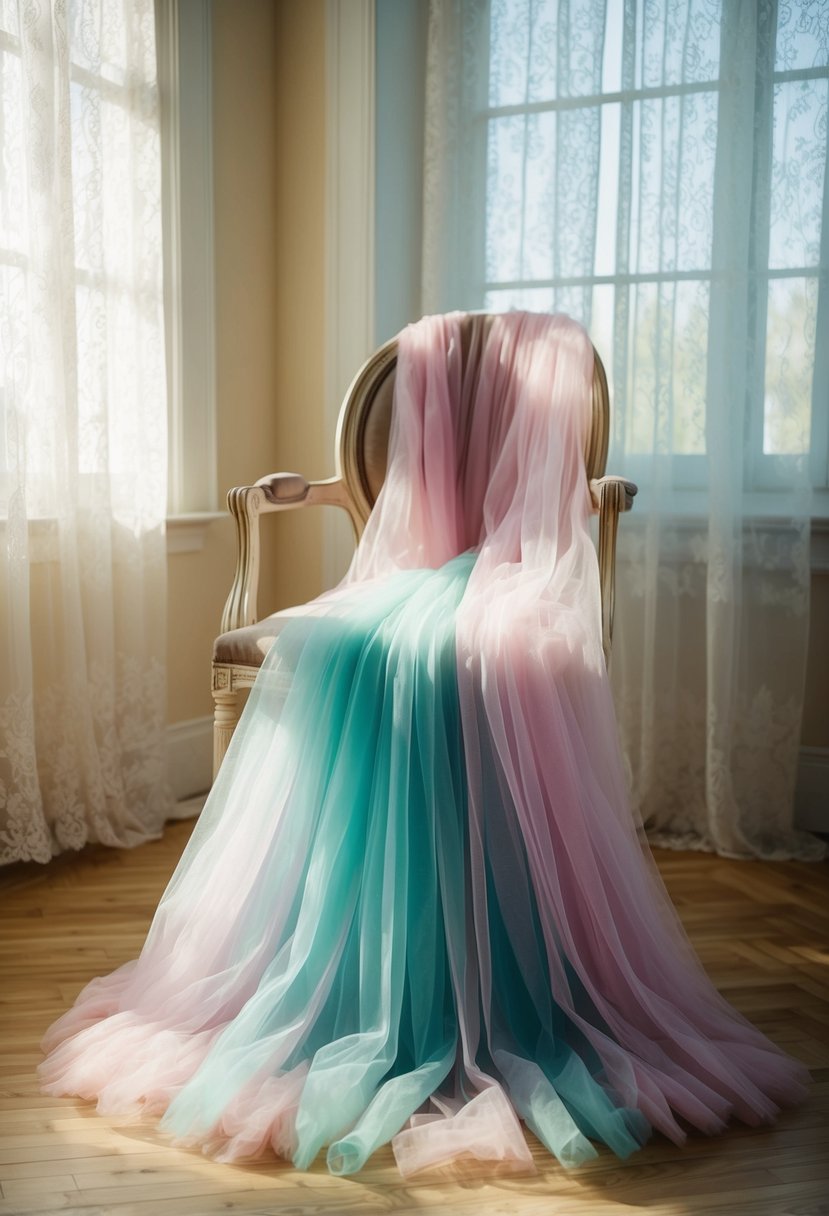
[{"xmin": 335, "ymin": 313, "xmax": 610, "ymax": 527}]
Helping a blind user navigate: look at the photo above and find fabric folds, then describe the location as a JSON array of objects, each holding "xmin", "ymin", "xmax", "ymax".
[{"xmin": 39, "ymin": 312, "xmax": 810, "ymax": 1176}]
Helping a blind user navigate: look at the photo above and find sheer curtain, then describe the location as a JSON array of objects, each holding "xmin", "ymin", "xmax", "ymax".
[
  {"xmin": 423, "ymin": 0, "xmax": 827, "ymax": 859},
  {"xmin": 0, "ymin": 0, "xmax": 171, "ymax": 864}
]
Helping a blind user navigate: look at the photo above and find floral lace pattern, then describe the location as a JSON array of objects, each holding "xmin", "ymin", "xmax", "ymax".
[{"xmin": 0, "ymin": 1, "xmax": 172, "ymax": 865}]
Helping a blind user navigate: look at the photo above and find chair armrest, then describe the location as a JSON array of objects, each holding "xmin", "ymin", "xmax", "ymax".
[
  {"xmin": 589, "ymin": 475, "xmax": 637, "ymax": 513},
  {"xmin": 592, "ymin": 475, "xmax": 638, "ymax": 666},
  {"xmin": 254, "ymin": 472, "xmax": 360, "ymax": 517},
  {"xmin": 254, "ymin": 471, "xmax": 310, "ymax": 503},
  {"xmin": 220, "ymin": 474, "xmax": 360, "ymax": 634}
]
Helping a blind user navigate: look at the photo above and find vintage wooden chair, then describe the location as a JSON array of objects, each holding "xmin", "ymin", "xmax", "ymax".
[{"xmin": 211, "ymin": 316, "xmax": 637, "ymax": 777}]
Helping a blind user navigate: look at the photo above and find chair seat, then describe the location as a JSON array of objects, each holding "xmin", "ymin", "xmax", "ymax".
[{"xmin": 213, "ymin": 615, "xmax": 290, "ymax": 667}]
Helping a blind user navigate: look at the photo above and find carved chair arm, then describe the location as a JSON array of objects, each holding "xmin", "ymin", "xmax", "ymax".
[
  {"xmin": 589, "ymin": 475, "xmax": 637, "ymax": 514},
  {"xmin": 220, "ymin": 473, "xmax": 361, "ymax": 634},
  {"xmin": 590, "ymin": 476, "xmax": 638, "ymax": 665},
  {"xmin": 221, "ymin": 464, "xmax": 637, "ymax": 662}
]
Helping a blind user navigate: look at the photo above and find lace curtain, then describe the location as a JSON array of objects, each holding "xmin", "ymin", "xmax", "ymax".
[
  {"xmin": 0, "ymin": 0, "xmax": 172, "ymax": 864},
  {"xmin": 423, "ymin": 0, "xmax": 827, "ymax": 859}
]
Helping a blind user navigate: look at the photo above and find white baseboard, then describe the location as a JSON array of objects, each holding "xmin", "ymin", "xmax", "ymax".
[
  {"xmin": 168, "ymin": 792, "xmax": 208, "ymax": 820},
  {"xmin": 166, "ymin": 715, "xmax": 212, "ymax": 801},
  {"xmin": 795, "ymin": 746, "xmax": 829, "ymax": 834}
]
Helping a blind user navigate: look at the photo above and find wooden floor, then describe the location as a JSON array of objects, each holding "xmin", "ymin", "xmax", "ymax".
[{"xmin": 0, "ymin": 819, "xmax": 827, "ymax": 1216}]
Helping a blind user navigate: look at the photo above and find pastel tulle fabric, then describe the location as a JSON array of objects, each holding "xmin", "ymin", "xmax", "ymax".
[{"xmin": 38, "ymin": 312, "xmax": 810, "ymax": 1176}]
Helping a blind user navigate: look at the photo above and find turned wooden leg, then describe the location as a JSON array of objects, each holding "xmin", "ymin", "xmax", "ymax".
[{"xmin": 212, "ymin": 686, "xmax": 240, "ymax": 780}]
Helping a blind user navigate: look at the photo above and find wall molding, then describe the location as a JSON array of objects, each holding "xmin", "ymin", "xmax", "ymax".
[
  {"xmin": 165, "ymin": 511, "xmax": 225, "ymax": 555},
  {"xmin": 613, "ymin": 512, "xmax": 829, "ymax": 573},
  {"xmin": 795, "ymin": 746, "xmax": 829, "ymax": 834},
  {"xmin": 810, "ymin": 515, "xmax": 829, "ymax": 572},
  {"xmin": 166, "ymin": 715, "xmax": 213, "ymax": 801},
  {"xmin": 324, "ymin": 0, "xmax": 376, "ymax": 588}
]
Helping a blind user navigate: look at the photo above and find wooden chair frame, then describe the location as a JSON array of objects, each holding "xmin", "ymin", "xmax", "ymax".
[{"xmin": 211, "ymin": 330, "xmax": 636, "ymax": 777}]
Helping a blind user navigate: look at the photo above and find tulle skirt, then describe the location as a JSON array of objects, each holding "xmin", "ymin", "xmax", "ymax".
[{"xmin": 38, "ymin": 552, "xmax": 810, "ymax": 1176}]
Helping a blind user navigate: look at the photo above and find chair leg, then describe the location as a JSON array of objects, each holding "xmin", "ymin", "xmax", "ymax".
[{"xmin": 212, "ymin": 687, "xmax": 240, "ymax": 780}]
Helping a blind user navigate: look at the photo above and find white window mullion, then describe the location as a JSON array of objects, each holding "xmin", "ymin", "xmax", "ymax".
[
  {"xmin": 325, "ymin": 0, "xmax": 376, "ymax": 585},
  {"xmin": 810, "ymin": 97, "xmax": 829, "ymax": 491},
  {"xmin": 156, "ymin": 0, "xmax": 217, "ymax": 519},
  {"xmin": 704, "ymin": 0, "xmax": 762, "ymax": 511},
  {"xmin": 422, "ymin": 0, "xmax": 491, "ymax": 312},
  {"xmin": 744, "ymin": 0, "xmax": 777, "ymax": 493},
  {"xmin": 610, "ymin": 0, "xmax": 637, "ymax": 464}
]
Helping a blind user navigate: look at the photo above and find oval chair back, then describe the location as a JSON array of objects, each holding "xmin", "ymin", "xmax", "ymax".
[{"xmin": 335, "ymin": 313, "xmax": 610, "ymax": 530}]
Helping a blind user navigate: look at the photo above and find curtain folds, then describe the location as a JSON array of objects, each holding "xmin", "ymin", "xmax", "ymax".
[
  {"xmin": 0, "ymin": 0, "xmax": 171, "ymax": 864},
  {"xmin": 422, "ymin": 0, "xmax": 827, "ymax": 859}
]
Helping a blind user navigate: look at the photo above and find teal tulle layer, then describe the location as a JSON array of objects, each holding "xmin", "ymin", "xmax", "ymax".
[{"xmin": 159, "ymin": 555, "xmax": 648, "ymax": 1172}]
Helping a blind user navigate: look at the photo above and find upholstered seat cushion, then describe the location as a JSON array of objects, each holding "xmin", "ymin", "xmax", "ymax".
[{"xmin": 213, "ymin": 615, "xmax": 290, "ymax": 667}]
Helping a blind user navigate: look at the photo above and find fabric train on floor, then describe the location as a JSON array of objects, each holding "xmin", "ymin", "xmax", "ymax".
[{"xmin": 38, "ymin": 312, "xmax": 810, "ymax": 1176}]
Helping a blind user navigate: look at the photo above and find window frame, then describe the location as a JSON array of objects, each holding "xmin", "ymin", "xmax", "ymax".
[
  {"xmin": 464, "ymin": 3, "xmax": 829, "ymax": 513},
  {"xmin": 155, "ymin": 0, "xmax": 219, "ymax": 534},
  {"xmin": 0, "ymin": 1, "xmax": 219, "ymax": 546}
]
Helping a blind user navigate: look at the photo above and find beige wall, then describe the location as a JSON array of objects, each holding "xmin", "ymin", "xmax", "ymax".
[{"xmin": 166, "ymin": 0, "xmax": 328, "ymax": 725}]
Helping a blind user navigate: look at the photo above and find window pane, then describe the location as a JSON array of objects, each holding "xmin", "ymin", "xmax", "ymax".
[
  {"xmin": 624, "ymin": 282, "xmax": 657, "ymax": 454},
  {"xmin": 763, "ymin": 276, "xmax": 816, "ymax": 455},
  {"xmin": 485, "ymin": 108, "xmax": 600, "ymax": 283},
  {"xmin": 485, "ymin": 115, "xmax": 534, "ymax": 282},
  {"xmin": 1, "ymin": 262, "xmax": 57, "ymax": 510},
  {"xmin": 768, "ymin": 78, "xmax": 827, "ymax": 271},
  {"xmin": 0, "ymin": 48, "xmax": 26, "ymax": 256},
  {"xmin": 71, "ymin": 80, "xmax": 153, "ymax": 286},
  {"xmin": 621, "ymin": 279, "xmax": 708, "ymax": 455},
  {"xmin": 0, "ymin": 1, "xmax": 18, "ymax": 37},
  {"xmin": 594, "ymin": 103, "xmax": 620, "ymax": 276},
  {"xmin": 634, "ymin": 0, "xmax": 721, "ymax": 89},
  {"xmin": 488, "ymin": 0, "xmax": 722, "ymax": 106},
  {"xmin": 775, "ymin": 0, "xmax": 829, "ymax": 71},
  {"xmin": 0, "ymin": 264, "xmax": 28, "ymax": 487},
  {"xmin": 68, "ymin": 0, "xmax": 146, "ymax": 85},
  {"xmin": 76, "ymin": 276, "xmax": 160, "ymax": 484},
  {"xmin": 628, "ymin": 91, "xmax": 718, "ymax": 275},
  {"xmin": 602, "ymin": 2, "xmax": 623, "ymax": 94},
  {"xmin": 75, "ymin": 283, "xmax": 107, "ymax": 476},
  {"xmin": 671, "ymin": 279, "xmax": 708, "ymax": 455},
  {"xmin": 489, "ymin": 0, "xmax": 606, "ymax": 106},
  {"xmin": 70, "ymin": 81, "xmax": 104, "ymax": 276}
]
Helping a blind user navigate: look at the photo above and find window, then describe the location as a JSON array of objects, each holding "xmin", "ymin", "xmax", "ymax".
[
  {"xmin": 0, "ymin": 0, "xmax": 166, "ymax": 526},
  {"xmin": 444, "ymin": 0, "xmax": 828, "ymax": 509},
  {"xmin": 0, "ymin": 0, "xmax": 216, "ymax": 536}
]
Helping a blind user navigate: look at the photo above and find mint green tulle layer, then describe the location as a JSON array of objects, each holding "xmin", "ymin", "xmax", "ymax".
[{"xmin": 157, "ymin": 554, "xmax": 648, "ymax": 1172}]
